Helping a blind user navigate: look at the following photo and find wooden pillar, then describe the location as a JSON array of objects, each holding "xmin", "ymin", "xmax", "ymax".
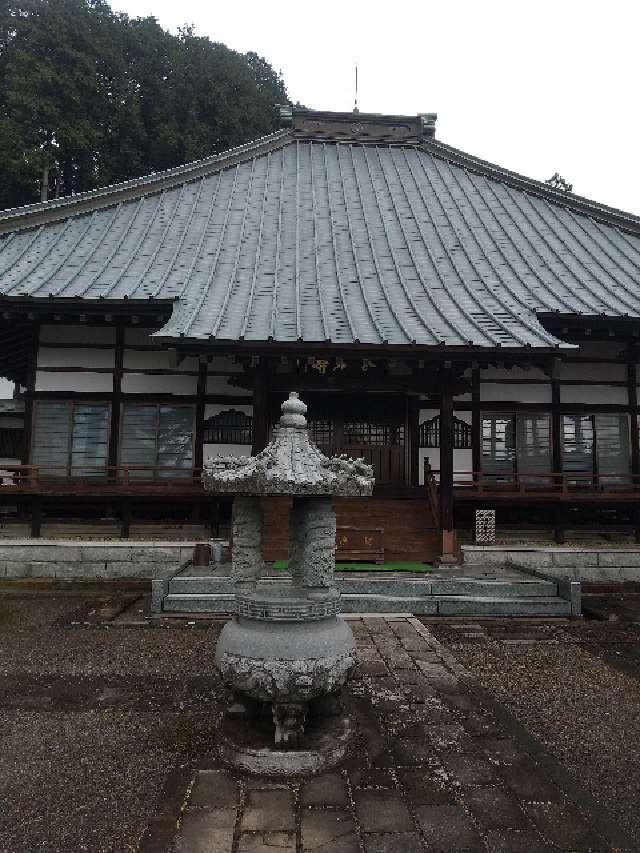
[
  {"xmin": 627, "ymin": 360, "xmax": 639, "ymax": 541},
  {"xmin": 121, "ymin": 498, "xmax": 131, "ymax": 540},
  {"xmin": 471, "ymin": 364, "xmax": 481, "ymax": 482},
  {"xmin": 408, "ymin": 396, "xmax": 420, "ymax": 487},
  {"xmin": 251, "ymin": 362, "xmax": 270, "ymax": 455},
  {"xmin": 31, "ymin": 496, "xmax": 42, "ymax": 538},
  {"xmin": 21, "ymin": 324, "xmax": 38, "ymax": 466},
  {"xmin": 628, "ymin": 361, "xmax": 639, "ymax": 477},
  {"xmin": 107, "ymin": 326, "xmax": 124, "ymax": 473},
  {"xmin": 439, "ymin": 375, "xmax": 456, "ymax": 561},
  {"xmin": 551, "ymin": 358, "xmax": 562, "ymax": 479},
  {"xmin": 193, "ymin": 359, "xmax": 208, "ymax": 470}
]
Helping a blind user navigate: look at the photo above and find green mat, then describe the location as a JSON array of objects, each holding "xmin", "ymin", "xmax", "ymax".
[{"xmin": 271, "ymin": 560, "xmax": 432, "ymax": 573}]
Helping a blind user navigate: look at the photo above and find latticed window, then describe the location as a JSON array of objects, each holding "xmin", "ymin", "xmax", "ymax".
[
  {"xmin": 31, "ymin": 401, "xmax": 111, "ymax": 477},
  {"xmin": 308, "ymin": 419, "xmax": 333, "ymax": 447},
  {"xmin": 120, "ymin": 404, "xmax": 194, "ymax": 477},
  {"xmin": 419, "ymin": 415, "xmax": 472, "ymax": 449},
  {"xmin": 203, "ymin": 409, "xmax": 253, "ymax": 444},
  {"xmin": 0, "ymin": 428, "xmax": 23, "ymax": 459},
  {"xmin": 343, "ymin": 421, "xmax": 405, "ymax": 446},
  {"xmin": 562, "ymin": 413, "xmax": 630, "ymax": 484}
]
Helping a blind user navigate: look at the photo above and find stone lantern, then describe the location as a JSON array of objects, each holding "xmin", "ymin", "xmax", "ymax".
[{"xmin": 203, "ymin": 392, "xmax": 374, "ymax": 768}]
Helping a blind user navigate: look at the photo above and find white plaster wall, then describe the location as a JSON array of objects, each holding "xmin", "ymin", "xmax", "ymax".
[
  {"xmin": 481, "ymin": 365, "xmax": 549, "ymax": 381},
  {"xmin": 121, "ymin": 373, "xmax": 197, "ymax": 394},
  {"xmin": 206, "ymin": 375, "xmax": 246, "ymax": 395},
  {"xmin": 480, "ymin": 383, "xmax": 552, "ymax": 403},
  {"xmin": 561, "ymin": 385, "xmax": 627, "ymax": 405},
  {"xmin": 417, "ymin": 409, "xmax": 472, "ymax": 485},
  {"xmin": 39, "ymin": 325, "xmax": 115, "ymax": 346},
  {"xmin": 124, "ymin": 328, "xmax": 158, "ymax": 346},
  {"xmin": 0, "ymin": 377, "xmax": 13, "ymax": 398},
  {"xmin": 123, "ymin": 349, "xmax": 199, "ymax": 371},
  {"xmin": 35, "ymin": 371, "xmax": 113, "ymax": 392},
  {"xmin": 561, "ymin": 362, "xmax": 626, "ymax": 381},
  {"xmin": 209, "ymin": 355, "xmax": 242, "ymax": 374},
  {"xmin": 38, "ymin": 346, "xmax": 115, "ymax": 369},
  {"xmin": 204, "ymin": 403, "xmax": 253, "ymax": 418}
]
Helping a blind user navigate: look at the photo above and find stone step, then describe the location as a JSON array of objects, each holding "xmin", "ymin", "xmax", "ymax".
[
  {"xmin": 167, "ymin": 574, "xmax": 558, "ymax": 599},
  {"xmin": 161, "ymin": 592, "xmax": 572, "ymax": 617}
]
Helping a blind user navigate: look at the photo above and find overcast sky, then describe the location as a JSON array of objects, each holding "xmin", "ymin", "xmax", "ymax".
[{"xmin": 113, "ymin": 0, "xmax": 640, "ymax": 215}]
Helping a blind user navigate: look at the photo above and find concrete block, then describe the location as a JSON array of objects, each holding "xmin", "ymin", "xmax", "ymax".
[
  {"xmin": 5, "ymin": 561, "xmax": 53, "ymax": 577},
  {"xmin": 104, "ymin": 561, "xmax": 166, "ymax": 578},
  {"xmin": 0, "ymin": 544, "xmax": 83, "ymax": 562},
  {"xmin": 430, "ymin": 579, "xmax": 556, "ymax": 597},
  {"xmin": 598, "ymin": 551, "xmax": 640, "ymax": 567},
  {"xmin": 506, "ymin": 550, "xmax": 554, "ymax": 568},
  {"xmin": 151, "ymin": 578, "xmax": 169, "ymax": 612},
  {"xmin": 617, "ymin": 568, "xmax": 640, "ymax": 581},
  {"xmin": 436, "ymin": 596, "xmax": 571, "ymax": 617},
  {"xmin": 339, "ymin": 595, "xmax": 438, "ymax": 615},
  {"xmin": 552, "ymin": 552, "xmax": 599, "ymax": 568},
  {"xmin": 128, "ymin": 546, "xmax": 180, "ymax": 563},
  {"xmin": 53, "ymin": 562, "xmax": 108, "ymax": 578},
  {"xmin": 80, "ymin": 545, "xmax": 136, "ymax": 562},
  {"xmin": 557, "ymin": 579, "xmax": 581, "ymax": 617}
]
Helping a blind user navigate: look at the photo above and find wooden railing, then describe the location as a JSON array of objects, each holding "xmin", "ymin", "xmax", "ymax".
[
  {"xmin": 0, "ymin": 464, "xmax": 204, "ymax": 492},
  {"xmin": 424, "ymin": 463, "xmax": 640, "ymax": 497}
]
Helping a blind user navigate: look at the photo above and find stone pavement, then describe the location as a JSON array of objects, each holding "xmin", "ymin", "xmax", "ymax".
[{"xmin": 141, "ymin": 617, "xmax": 632, "ymax": 853}]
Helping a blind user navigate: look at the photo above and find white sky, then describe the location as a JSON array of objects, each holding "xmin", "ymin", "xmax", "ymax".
[{"xmin": 113, "ymin": 0, "xmax": 640, "ymax": 216}]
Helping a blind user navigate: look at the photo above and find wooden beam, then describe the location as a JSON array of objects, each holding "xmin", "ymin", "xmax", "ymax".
[
  {"xmin": 471, "ymin": 364, "xmax": 480, "ymax": 481},
  {"xmin": 194, "ymin": 360, "xmax": 208, "ymax": 469},
  {"xmin": 439, "ymin": 374, "xmax": 455, "ymax": 553},
  {"xmin": 408, "ymin": 396, "xmax": 419, "ymax": 487},
  {"xmin": 251, "ymin": 362, "xmax": 270, "ymax": 454},
  {"xmin": 107, "ymin": 327, "xmax": 124, "ymax": 469},
  {"xmin": 21, "ymin": 325, "xmax": 38, "ymax": 465},
  {"xmin": 551, "ymin": 358, "xmax": 562, "ymax": 476},
  {"xmin": 628, "ymin": 361, "xmax": 639, "ymax": 481}
]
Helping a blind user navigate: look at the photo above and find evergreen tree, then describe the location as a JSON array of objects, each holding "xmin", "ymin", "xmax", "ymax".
[{"xmin": 0, "ymin": 0, "xmax": 288, "ymax": 209}]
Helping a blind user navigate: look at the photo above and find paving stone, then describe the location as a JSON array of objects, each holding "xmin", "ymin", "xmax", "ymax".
[
  {"xmin": 440, "ymin": 753, "xmax": 499, "ymax": 786},
  {"xmin": 301, "ymin": 809, "xmax": 359, "ymax": 852},
  {"xmin": 414, "ymin": 804, "xmax": 484, "ymax": 852},
  {"xmin": 398, "ymin": 769, "xmax": 455, "ymax": 804},
  {"xmin": 361, "ymin": 661, "xmax": 389, "ymax": 676},
  {"xmin": 353, "ymin": 790, "xmax": 414, "ymax": 832},
  {"xmin": 497, "ymin": 760, "xmax": 564, "ymax": 802},
  {"xmin": 301, "ymin": 773, "xmax": 349, "ymax": 807},
  {"xmin": 463, "ymin": 712, "xmax": 503, "ymax": 737},
  {"xmin": 350, "ymin": 769, "xmax": 394, "ymax": 789},
  {"xmin": 415, "ymin": 661, "xmax": 451, "ymax": 678},
  {"xmin": 463, "ymin": 786, "xmax": 528, "ymax": 829},
  {"xmin": 422, "ymin": 723, "xmax": 467, "ymax": 748},
  {"xmin": 175, "ymin": 812, "xmax": 235, "ymax": 853},
  {"xmin": 187, "ymin": 770, "xmax": 238, "ymax": 809},
  {"xmin": 385, "ymin": 655, "xmax": 416, "ymax": 671},
  {"xmin": 238, "ymin": 831, "xmax": 296, "ymax": 852},
  {"xmin": 389, "ymin": 737, "xmax": 435, "ymax": 766},
  {"xmin": 483, "ymin": 828, "xmax": 554, "ymax": 852},
  {"xmin": 474, "ymin": 737, "xmax": 522, "ymax": 765},
  {"xmin": 523, "ymin": 801, "xmax": 607, "ymax": 849},
  {"xmin": 242, "ymin": 790, "xmax": 295, "ymax": 831},
  {"xmin": 363, "ymin": 831, "xmax": 424, "ymax": 853}
]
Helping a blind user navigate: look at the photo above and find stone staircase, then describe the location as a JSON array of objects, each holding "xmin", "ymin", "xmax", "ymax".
[{"xmin": 154, "ymin": 565, "xmax": 578, "ymax": 617}]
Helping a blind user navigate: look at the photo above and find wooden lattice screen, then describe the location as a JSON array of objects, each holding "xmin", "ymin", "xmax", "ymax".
[
  {"xmin": 419, "ymin": 415, "xmax": 472, "ymax": 449},
  {"xmin": 0, "ymin": 428, "xmax": 23, "ymax": 459},
  {"xmin": 204, "ymin": 409, "xmax": 253, "ymax": 444}
]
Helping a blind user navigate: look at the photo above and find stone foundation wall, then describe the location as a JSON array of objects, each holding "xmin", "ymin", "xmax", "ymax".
[
  {"xmin": 0, "ymin": 540, "xmax": 201, "ymax": 579},
  {"xmin": 463, "ymin": 545, "xmax": 640, "ymax": 582}
]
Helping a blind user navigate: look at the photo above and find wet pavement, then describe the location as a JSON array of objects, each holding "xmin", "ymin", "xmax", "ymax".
[{"xmin": 0, "ymin": 592, "xmax": 638, "ymax": 852}]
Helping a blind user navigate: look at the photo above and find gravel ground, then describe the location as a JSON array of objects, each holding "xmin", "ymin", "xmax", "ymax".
[
  {"xmin": 438, "ymin": 621, "xmax": 640, "ymax": 843},
  {"xmin": 0, "ymin": 594, "xmax": 224, "ymax": 853}
]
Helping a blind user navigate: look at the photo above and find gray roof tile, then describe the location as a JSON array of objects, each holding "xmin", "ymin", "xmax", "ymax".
[{"xmin": 0, "ymin": 133, "xmax": 639, "ymax": 349}]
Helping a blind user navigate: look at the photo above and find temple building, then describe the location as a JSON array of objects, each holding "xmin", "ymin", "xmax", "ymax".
[{"xmin": 0, "ymin": 107, "xmax": 639, "ymax": 561}]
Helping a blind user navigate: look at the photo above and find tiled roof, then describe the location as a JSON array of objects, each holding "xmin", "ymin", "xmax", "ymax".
[{"xmin": 0, "ymin": 121, "xmax": 639, "ymax": 350}]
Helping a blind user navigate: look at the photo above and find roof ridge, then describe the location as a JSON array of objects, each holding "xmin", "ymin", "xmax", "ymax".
[
  {"xmin": 0, "ymin": 130, "xmax": 291, "ymax": 234},
  {"xmin": 421, "ymin": 137, "xmax": 640, "ymax": 235}
]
